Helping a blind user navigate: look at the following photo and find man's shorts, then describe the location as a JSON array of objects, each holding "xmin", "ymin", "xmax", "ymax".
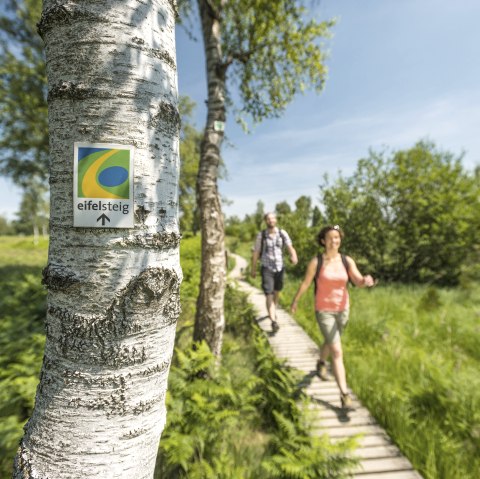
[
  {"xmin": 315, "ymin": 310, "xmax": 350, "ymax": 344},
  {"xmin": 261, "ymin": 267, "xmax": 284, "ymax": 294}
]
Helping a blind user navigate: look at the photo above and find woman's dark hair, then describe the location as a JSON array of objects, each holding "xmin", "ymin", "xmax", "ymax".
[{"xmin": 317, "ymin": 225, "xmax": 344, "ymax": 246}]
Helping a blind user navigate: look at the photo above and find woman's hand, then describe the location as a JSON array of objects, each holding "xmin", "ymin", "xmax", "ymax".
[
  {"xmin": 290, "ymin": 300, "xmax": 298, "ymax": 313},
  {"xmin": 363, "ymin": 274, "xmax": 375, "ymax": 287}
]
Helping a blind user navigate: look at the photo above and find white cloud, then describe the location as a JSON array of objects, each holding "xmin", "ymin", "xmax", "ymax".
[{"xmin": 222, "ymin": 89, "xmax": 480, "ymax": 218}]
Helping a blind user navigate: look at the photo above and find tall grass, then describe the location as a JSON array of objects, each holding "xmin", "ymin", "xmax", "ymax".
[
  {"xmin": 279, "ymin": 275, "xmax": 480, "ymax": 479},
  {"xmin": 0, "ymin": 236, "xmax": 355, "ymax": 478},
  {"xmin": 0, "ymin": 236, "xmax": 48, "ymax": 476},
  {"xmin": 157, "ymin": 236, "xmax": 355, "ymax": 478}
]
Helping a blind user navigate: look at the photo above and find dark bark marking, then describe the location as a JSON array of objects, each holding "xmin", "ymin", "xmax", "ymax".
[
  {"xmin": 168, "ymin": 0, "xmax": 179, "ymax": 19},
  {"xmin": 142, "ymin": 360, "xmax": 171, "ymax": 376},
  {"xmin": 12, "ymin": 441, "xmax": 47, "ymax": 479},
  {"xmin": 115, "ymin": 232, "xmax": 181, "ymax": 250},
  {"xmin": 48, "ymin": 268, "xmax": 180, "ymax": 364},
  {"xmin": 37, "ymin": 3, "xmax": 102, "ymax": 39},
  {"xmin": 100, "ymin": 344, "xmax": 147, "ymax": 368},
  {"xmin": 132, "ymin": 36, "xmax": 145, "ymax": 45},
  {"xmin": 67, "ymin": 390, "xmax": 163, "ymax": 417},
  {"xmin": 37, "ymin": 3, "xmax": 75, "ymax": 39},
  {"xmin": 135, "ymin": 205, "xmax": 151, "ymax": 224},
  {"xmin": 150, "ymin": 101, "xmax": 180, "ymax": 137},
  {"xmin": 131, "ymin": 395, "xmax": 162, "ymax": 415},
  {"xmin": 42, "ymin": 263, "xmax": 80, "ymax": 291},
  {"xmin": 150, "ymin": 48, "xmax": 176, "ymax": 70},
  {"xmin": 68, "ymin": 387, "xmax": 128, "ymax": 416},
  {"xmin": 63, "ymin": 369, "xmax": 131, "ymax": 388},
  {"xmin": 48, "ymin": 81, "xmax": 110, "ymax": 102},
  {"xmin": 121, "ymin": 427, "xmax": 148, "ymax": 439}
]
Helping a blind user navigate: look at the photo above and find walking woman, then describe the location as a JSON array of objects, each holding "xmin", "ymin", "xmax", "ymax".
[{"xmin": 290, "ymin": 225, "xmax": 375, "ymax": 409}]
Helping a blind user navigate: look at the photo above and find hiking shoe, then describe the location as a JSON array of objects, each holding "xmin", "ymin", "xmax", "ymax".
[
  {"xmin": 341, "ymin": 392, "xmax": 353, "ymax": 410},
  {"xmin": 271, "ymin": 320, "xmax": 280, "ymax": 332},
  {"xmin": 316, "ymin": 360, "xmax": 328, "ymax": 380}
]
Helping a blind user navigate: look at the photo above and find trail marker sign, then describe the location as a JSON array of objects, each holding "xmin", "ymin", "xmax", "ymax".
[{"xmin": 73, "ymin": 142, "xmax": 134, "ymax": 228}]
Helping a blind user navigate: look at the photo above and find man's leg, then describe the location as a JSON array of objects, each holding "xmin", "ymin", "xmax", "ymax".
[
  {"xmin": 261, "ymin": 268, "xmax": 277, "ymax": 330},
  {"xmin": 273, "ymin": 290, "xmax": 280, "ymax": 310},
  {"xmin": 266, "ymin": 293, "xmax": 277, "ymax": 322},
  {"xmin": 269, "ymin": 270, "xmax": 284, "ymax": 331}
]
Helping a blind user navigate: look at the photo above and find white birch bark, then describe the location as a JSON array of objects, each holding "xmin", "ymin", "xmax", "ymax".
[
  {"xmin": 13, "ymin": 1, "xmax": 180, "ymax": 478},
  {"xmin": 193, "ymin": 0, "xmax": 227, "ymax": 358}
]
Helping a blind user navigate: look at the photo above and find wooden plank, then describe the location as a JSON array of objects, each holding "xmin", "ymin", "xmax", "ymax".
[
  {"xmin": 315, "ymin": 408, "xmax": 374, "ymax": 420},
  {"xmin": 332, "ymin": 434, "xmax": 392, "ymax": 447},
  {"xmin": 312, "ymin": 423, "xmax": 387, "ymax": 438},
  {"xmin": 352, "ymin": 445, "xmax": 404, "ymax": 459},
  {"xmin": 352, "ymin": 469, "xmax": 422, "ymax": 479},
  {"xmin": 314, "ymin": 415, "xmax": 378, "ymax": 428},
  {"xmin": 282, "ymin": 355, "xmax": 319, "ymax": 362},
  {"xmin": 352, "ymin": 457, "xmax": 415, "ymax": 474},
  {"xmin": 304, "ymin": 385, "xmax": 340, "ymax": 393}
]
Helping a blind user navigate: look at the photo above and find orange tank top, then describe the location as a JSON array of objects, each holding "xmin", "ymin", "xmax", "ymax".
[{"xmin": 315, "ymin": 257, "xmax": 349, "ymax": 312}]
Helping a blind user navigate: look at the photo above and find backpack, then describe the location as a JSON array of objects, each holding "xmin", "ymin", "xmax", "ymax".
[
  {"xmin": 260, "ymin": 229, "xmax": 288, "ymax": 257},
  {"xmin": 314, "ymin": 253, "xmax": 351, "ymax": 296}
]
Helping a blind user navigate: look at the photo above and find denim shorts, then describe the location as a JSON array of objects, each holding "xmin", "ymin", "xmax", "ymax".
[{"xmin": 315, "ymin": 310, "xmax": 350, "ymax": 344}]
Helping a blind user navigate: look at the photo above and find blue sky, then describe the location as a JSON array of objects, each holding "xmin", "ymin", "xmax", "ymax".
[{"xmin": 1, "ymin": 0, "xmax": 480, "ymax": 220}]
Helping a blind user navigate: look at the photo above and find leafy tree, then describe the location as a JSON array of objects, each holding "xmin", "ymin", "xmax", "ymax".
[
  {"xmin": 12, "ymin": 176, "xmax": 49, "ymax": 239},
  {"xmin": 320, "ymin": 152, "xmax": 393, "ymax": 275},
  {"xmin": 321, "ymin": 141, "xmax": 479, "ymax": 285},
  {"xmin": 181, "ymin": 0, "xmax": 333, "ymax": 357},
  {"xmin": 225, "ymin": 214, "xmax": 257, "ymax": 244},
  {"xmin": 274, "ymin": 200, "xmax": 292, "ymax": 220},
  {"xmin": 0, "ymin": 0, "xmax": 48, "ymax": 187},
  {"xmin": 253, "ymin": 199, "xmax": 265, "ymax": 230},
  {"xmin": 0, "ymin": 215, "xmax": 14, "ymax": 235},
  {"xmin": 270, "ymin": 197, "xmax": 318, "ymax": 277},
  {"xmin": 294, "ymin": 195, "xmax": 312, "ymax": 227},
  {"xmin": 388, "ymin": 142, "xmax": 478, "ymax": 284},
  {"xmin": 179, "ymin": 97, "xmax": 202, "ymax": 235},
  {"xmin": 311, "ymin": 205, "xmax": 323, "ymax": 228}
]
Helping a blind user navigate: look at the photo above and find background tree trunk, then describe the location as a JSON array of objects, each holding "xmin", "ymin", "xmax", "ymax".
[
  {"xmin": 13, "ymin": 1, "xmax": 180, "ymax": 478},
  {"xmin": 193, "ymin": 0, "xmax": 226, "ymax": 357}
]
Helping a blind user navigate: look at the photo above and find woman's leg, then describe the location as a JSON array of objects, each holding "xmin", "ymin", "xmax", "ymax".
[
  {"xmin": 330, "ymin": 340, "xmax": 348, "ymax": 395},
  {"xmin": 320, "ymin": 342, "xmax": 330, "ymax": 362}
]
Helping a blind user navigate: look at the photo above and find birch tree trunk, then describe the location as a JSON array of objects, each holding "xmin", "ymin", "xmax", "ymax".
[
  {"xmin": 13, "ymin": 1, "xmax": 180, "ymax": 478},
  {"xmin": 193, "ymin": 0, "xmax": 227, "ymax": 358}
]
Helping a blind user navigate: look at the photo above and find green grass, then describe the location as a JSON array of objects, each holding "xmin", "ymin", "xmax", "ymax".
[
  {"xmin": 227, "ymin": 236, "xmax": 480, "ymax": 479},
  {"xmin": 0, "ymin": 236, "xmax": 48, "ymax": 476},
  {"xmin": 278, "ymin": 277, "xmax": 480, "ymax": 479},
  {"xmin": 159, "ymin": 237, "xmax": 355, "ymax": 477},
  {"xmin": 226, "ymin": 235, "xmax": 253, "ymax": 262},
  {"xmin": 0, "ymin": 236, "xmax": 355, "ymax": 479}
]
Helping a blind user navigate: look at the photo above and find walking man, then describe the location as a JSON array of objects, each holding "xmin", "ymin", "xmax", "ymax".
[{"xmin": 251, "ymin": 212, "xmax": 298, "ymax": 332}]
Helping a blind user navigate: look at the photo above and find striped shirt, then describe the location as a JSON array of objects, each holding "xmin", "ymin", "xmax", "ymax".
[{"xmin": 254, "ymin": 228, "xmax": 292, "ymax": 272}]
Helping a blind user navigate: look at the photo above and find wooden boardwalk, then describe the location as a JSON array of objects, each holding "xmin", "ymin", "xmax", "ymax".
[{"xmin": 230, "ymin": 254, "xmax": 422, "ymax": 479}]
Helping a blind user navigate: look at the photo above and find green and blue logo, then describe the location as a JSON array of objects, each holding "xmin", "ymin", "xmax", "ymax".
[{"xmin": 77, "ymin": 147, "xmax": 130, "ymax": 199}]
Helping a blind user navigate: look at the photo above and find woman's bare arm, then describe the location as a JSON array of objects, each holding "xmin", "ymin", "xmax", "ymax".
[{"xmin": 346, "ymin": 256, "xmax": 375, "ymax": 288}]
